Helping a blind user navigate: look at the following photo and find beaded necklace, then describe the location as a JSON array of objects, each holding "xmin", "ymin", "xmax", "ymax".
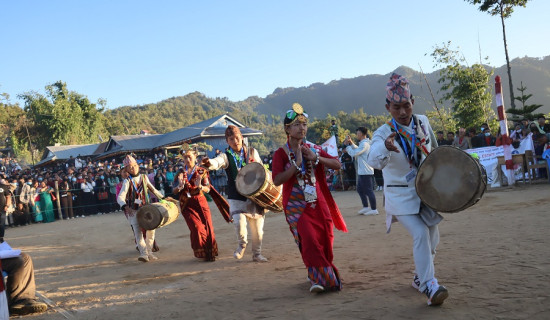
[
  {"xmin": 227, "ymin": 147, "xmax": 246, "ymax": 169},
  {"xmin": 386, "ymin": 119, "xmax": 430, "ymax": 158},
  {"xmin": 183, "ymin": 165, "xmax": 196, "ymax": 189},
  {"xmin": 286, "ymin": 142, "xmax": 316, "ymax": 189}
]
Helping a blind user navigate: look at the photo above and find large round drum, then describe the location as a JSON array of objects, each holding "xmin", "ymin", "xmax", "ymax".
[
  {"xmin": 137, "ymin": 199, "xmax": 180, "ymax": 230},
  {"xmin": 416, "ymin": 146, "xmax": 487, "ymax": 213},
  {"xmin": 236, "ymin": 162, "xmax": 283, "ymax": 212}
]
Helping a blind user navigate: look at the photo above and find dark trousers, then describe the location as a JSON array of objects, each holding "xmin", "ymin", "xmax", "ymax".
[
  {"xmin": 108, "ymin": 192, "xmax": 117, "ymax": 212},
  {"xmin": 72, "ymin": 192, "xmax": 83, "ymax": 217},
  {"xmin": 1, "ymin": 252, "xmax": 37, "ymax": 304},
  {"xmin": 0, "ymin": 211, "xmax": 5, "ymax": 240},
  {"xmin": 21, "ymin": 203, "xmax": 31, "ymax": 224},
  {"xmin": 60, "ymin": 193, "xmax": 74, "ymax": 219},
  {"xmin": 357, "ymin": 175, "xmax": 376, "ymax": 209},
  {"xmin": 81, "ymin": 192, "xmax": 94, "ymax": 216}
]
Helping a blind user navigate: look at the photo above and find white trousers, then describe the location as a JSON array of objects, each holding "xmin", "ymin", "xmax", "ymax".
[
  {"xmin": 233, "ymin": 213, "xmax": 264, "ymax": 256},
  {"xmin": 396, "ymin": 214, "xmax": 440, "ymax": 292},
  {"xmin": 127, "ymin": 210, "xmax": 155, "ymax": 257}
]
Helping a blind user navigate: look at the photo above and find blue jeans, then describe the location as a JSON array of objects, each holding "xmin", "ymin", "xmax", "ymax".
[{"xmin": 357, "ymin": 175, "xmax": 376, "ymax": 209}]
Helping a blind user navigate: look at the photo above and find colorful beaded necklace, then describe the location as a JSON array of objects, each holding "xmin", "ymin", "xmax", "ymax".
[{"xmin": 286, "ymin": 142, "xmax": 316, "ymax": 189}]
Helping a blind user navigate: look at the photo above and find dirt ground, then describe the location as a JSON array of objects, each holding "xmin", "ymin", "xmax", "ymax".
[{"xmin": 4, "ymin": 183, "xmax": 550, "ymax": 320}]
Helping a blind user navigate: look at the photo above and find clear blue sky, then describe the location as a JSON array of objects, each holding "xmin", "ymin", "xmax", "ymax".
[{"xmin": 1, "ymin": 0, "xmax": 548, "ymax": 109}]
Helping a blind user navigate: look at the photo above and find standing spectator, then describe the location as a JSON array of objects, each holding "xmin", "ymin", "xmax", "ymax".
[
  {"xmin": 72, "ymin": 175, "xmax": 84, "ymax": 218},
  {"xmin": 80, "ymin": 176, "xmax": 95, "ymax": 216},
  {"xmin": 452, "ymin": 128, "xmax": 471, "ymax": 150},
  {"xmin": 94, "ymin": 172, "xmax": 109, "ymax": 214},
  {"xmin": 329, "ymin": 119, "xmax": 339, "ymax": 146},
  {"xmin": 107, "ymin": 171, "xmax": 119, "ymax": 213},
  {"xmin": 165, "ymin": 166, "xmax": 175, "ymax": 196},
  {"xmin": 6, "ymin": 181, "xmax": 17, "ymax": 228},
  {"xmin": 31, "ymin": 180, "xmax": 42, "ymax": 223},
  {"xmin": 154, "ymin": 170, "xmax": 165, "ymax": 197},
  {"xmin": 0, "ymin": 178, "xmax": 12, "ymax": 242},
  {"xmin": 18, "ymin": 178, "xmax": 33, "ymax": 225},
  {"xmin": 344, "ymin": 127, "xmax": 378, "ymax": 216},
  {"xmin": 37, "ymin": 181, "xmax": 55, "ymax": 223},
  {"xmin": 340, "ymin": 148, "xmax": 356, "ymax": 190},
  {"xmin": 59, "ymin": 179, "xmax": 74, "ymax": 219}
]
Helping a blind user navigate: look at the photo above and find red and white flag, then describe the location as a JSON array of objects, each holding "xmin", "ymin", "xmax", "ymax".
[{"xmin": 321, "ymin": 136, "xmax": 339, "ymax": 158}]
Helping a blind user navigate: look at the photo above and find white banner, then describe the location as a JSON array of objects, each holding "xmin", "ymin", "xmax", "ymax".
[
  {"xmin": 464, "ymin": 137, "xmax": 535, "ymax": 186},
  {"xmin": 321, "ymin": 136, "xmax": 339, "ymax": 158}
]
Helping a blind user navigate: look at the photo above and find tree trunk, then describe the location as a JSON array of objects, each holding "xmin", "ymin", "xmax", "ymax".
[{"xmin": 501, "ymin": 9, "xmax": 516, "ymax": 109}]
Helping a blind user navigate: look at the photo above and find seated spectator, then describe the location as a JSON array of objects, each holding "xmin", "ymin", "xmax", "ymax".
[
  {"xmin": 452, "ymin": 128, "xmax": 471, "ymax": 150},
  {"xmin": 0, "ymin": 243, "xmax": 48, "ymax": 316},
  {"xmin": 446, "ymin": 131, "xmax": 455, "ymax": 146},
  {"xmin": 510, "ymin": 123, "xmax": 524, "ymax": 141},
  {"xmin": 436, "ymin": 131, "xmax": 449, "ymax": 146},
  {"xmin": 469, "ymin": 128, "xmax": 481, "ymax": 148},
  {"xmin": 537, "ymin": 116, "xmax": 550, "ymax": 141},
  {"xmin": 479, "ymin": 128, "xmax": 496, "ymax": 147}
]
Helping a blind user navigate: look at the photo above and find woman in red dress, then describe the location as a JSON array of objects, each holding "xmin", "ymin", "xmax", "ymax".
[
  {"xmin": 272, "ymin": 103, "xmax": 348, "ymax": 293},
  {"xmin": 173, "ymin": 145, "xmax": 230, "ymax": 261}
]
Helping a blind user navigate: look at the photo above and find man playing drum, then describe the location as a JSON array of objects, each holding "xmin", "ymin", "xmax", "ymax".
[
  {"xmin": 366, "ymin": 73, "xmax": 449, "ymax": 306},
  {"xmin": 202, "ymin": 125, "xmax": 268, "ymax": 262},
  {"xmin": 117, "ymin": 155, "xmax": 165, "ymax": 262}
]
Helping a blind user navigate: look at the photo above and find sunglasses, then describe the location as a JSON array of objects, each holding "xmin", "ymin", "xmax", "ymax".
[{"xmin": 286, "ymin": 109, "xmax": 309, "ymax": 121}]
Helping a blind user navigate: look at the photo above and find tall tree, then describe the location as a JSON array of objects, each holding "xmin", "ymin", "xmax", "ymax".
[
  {"xmin": 466, "ymin": 0, "xmax": 529, "ymax": 110},
  {"xmin": 430, "ymin": 42, "xmax": 497, "ymax": 130}
]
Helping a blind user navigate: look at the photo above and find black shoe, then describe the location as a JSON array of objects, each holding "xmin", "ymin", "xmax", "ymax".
[{"xmin": 9, "ymin": 299, "xmax": 48, "ymax": 315}]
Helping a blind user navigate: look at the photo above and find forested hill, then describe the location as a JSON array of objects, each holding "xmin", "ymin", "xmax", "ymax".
[
  {"xmin": 106, "ymin": 55, "xmax": 550, "ymax": 134},
  {"xmin": 256, "ymin": 55, "xmax": 550, "ymax": 118}
]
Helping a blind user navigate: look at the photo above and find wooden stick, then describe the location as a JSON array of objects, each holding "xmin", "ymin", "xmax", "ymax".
[{"xmin": 419, "ymin": 64, "xmax": 447, "ymax": 134}]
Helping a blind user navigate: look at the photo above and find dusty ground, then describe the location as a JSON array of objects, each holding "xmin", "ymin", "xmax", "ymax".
[{"xmin": 4, "ymin": 183, "xmax": 550, "ymax": 320}]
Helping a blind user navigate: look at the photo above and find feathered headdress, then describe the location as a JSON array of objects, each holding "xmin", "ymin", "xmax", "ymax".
[{"xmin": 175, "ymin": 141, "xmax": 213, "ymax": 160}]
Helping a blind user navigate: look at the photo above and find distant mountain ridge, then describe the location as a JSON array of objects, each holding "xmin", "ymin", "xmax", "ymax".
[
  {"xmin": 108, "ymin": 55, "xmax": 550, "ymax": 136},
  {"xmin": 254, "ymin": 55, "xmax": 550, "ymax": 118}
]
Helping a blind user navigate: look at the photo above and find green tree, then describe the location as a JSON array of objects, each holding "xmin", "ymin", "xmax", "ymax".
[
  {"xmin": 430, "ymin": 42, "xmax": 497, "ymax": 130},
  {"xmin": 426, "ymin": 106, "xmax": 458, "ymax": 134},
  {"xmin": 18, "ymin": 81, "xmax": 107, "ymax": 150},
  {"xmin": 465, "ymin": 0, "xmax": 529, "ymax": 110},
  {"xmin": 507, "ymin": 81, "xmax": 543, "ymax": 120}
]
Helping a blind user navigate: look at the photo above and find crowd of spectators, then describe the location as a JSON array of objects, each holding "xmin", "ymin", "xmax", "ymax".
[
  {"xmin": 2, "ymin": 116, "xmax": 549, "ymax": 235},
  {"xmin": 0, "ymin": 151, "xmax": 231, "ymax": 239}
]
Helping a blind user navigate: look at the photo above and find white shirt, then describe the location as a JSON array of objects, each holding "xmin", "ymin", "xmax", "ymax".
[
  {"xmin": 345, "ymin": 138, "xmax": 374, "ymax": 175},
  {"xmin": 117, "ymin": 174, "xmax": 163, "ymax": 208},
  {"xmin": 81, "ymin": 181, "xmax": 95, "ymax": 193},
  {"xmin": 367, "ymin": 114, "xmax": 436, "ymax": 219}
]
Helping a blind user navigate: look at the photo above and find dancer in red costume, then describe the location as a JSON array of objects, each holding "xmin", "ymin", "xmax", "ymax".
[
  {"xmin": 174, "ymin": 144, "xmax": 231, "ymax": 261},
  {"xmin": 272, "ymin": 103, "xmax": 348, "ymax": 293}
]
